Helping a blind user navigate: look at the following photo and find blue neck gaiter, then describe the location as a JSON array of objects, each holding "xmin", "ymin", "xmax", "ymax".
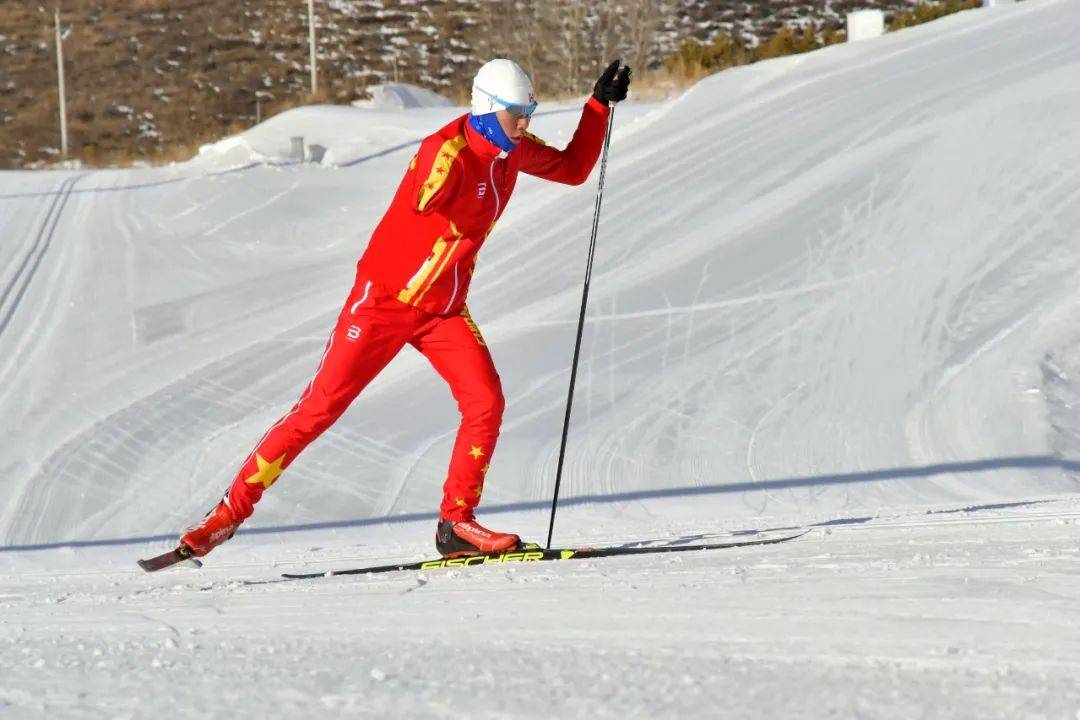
[{"xmin": 469, "ymin": 112, "xmax": 517, "ymax": 153}]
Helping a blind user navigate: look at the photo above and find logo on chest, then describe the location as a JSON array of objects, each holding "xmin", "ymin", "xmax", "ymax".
[{"xmin": 477, "ymin": 182, "xmax": 487, "ymax": 199}]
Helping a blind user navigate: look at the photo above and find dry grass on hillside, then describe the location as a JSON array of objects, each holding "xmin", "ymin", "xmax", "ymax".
[{"xmin": 1, "ymin": 0, "xmax": 982, "ymax": 170}]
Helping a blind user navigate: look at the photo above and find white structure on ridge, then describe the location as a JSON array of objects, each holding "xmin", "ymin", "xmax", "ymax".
[{"xmin": 847, "ymin": 9, "xmax": 886, "ymax": 42}]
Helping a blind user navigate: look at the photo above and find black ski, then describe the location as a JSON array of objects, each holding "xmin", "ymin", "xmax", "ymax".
[
  {"xmin": 137, "ymin": 545, "xmax": 203, "ymax": 572},
  {"xmin": 280, "ymin": 529, "xmax": 809, "ymax": 580}
]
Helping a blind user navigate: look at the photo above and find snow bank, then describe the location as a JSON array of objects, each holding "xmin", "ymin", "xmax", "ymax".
[
  {"xmin": 193, "ymin": 102, "xmax": 462, "ymax": 168},
  {"xmin": 352, "ymin": 82, "xmax": 454, "ymax": 110}
]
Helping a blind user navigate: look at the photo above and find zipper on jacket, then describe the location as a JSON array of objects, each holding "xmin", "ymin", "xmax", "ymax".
[
  {"xmin": 442, "ymin": 159, "xmax": 500, "ymax": 315},
  {"xmin": 442, "ymin": 263, "xmax": 459, "ymax": 314},
  {"xmin": 489, "ymin": 158, "xmax": 502, "ymax": 226},
  {"xmin": 350, "ymin": 280, "xmax": 372, "ymax": 315},
  {"xmin": 440, "ymin": 158, "xmax": 500, "ymax": 315}
]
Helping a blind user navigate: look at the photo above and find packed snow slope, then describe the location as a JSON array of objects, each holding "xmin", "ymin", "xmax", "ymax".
[
  {"xmin": 2, "ymin": 2, "xmax": 1080, "ymax": 718},
  {"xmin": 1, "ymin": 1, "xmax": 1079, "ymax": 550}
]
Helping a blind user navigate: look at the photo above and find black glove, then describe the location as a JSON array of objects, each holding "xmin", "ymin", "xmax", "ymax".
[{"xmin": 592, "ymin": 60, "xmax": 631, "ymax": 104}]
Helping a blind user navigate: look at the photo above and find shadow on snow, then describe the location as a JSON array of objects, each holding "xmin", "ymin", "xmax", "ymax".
[{"xmin": 2, "ymin": 454, "xmax": 1078, "ymax": 553}]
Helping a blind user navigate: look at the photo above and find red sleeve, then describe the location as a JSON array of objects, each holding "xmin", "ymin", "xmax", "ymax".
[
  {"xmin": 517, "ymin": 97, "xmax": 610, "ymax": 186},
  {"xmin": 411, "ymin": 135, "xmax": 466, "ymax": 214}
]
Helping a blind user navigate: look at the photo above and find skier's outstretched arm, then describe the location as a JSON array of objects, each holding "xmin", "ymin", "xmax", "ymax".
[{"xmin": 518, "ymin": 60, "xmax": 631, "ymax": 186}]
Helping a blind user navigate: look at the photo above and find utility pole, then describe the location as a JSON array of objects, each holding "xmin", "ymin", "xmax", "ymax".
[
  {"xmin": 54, "ymin": 7, "xmax": 69, "ymax": 157},
  {"xmin": 307, "ymin": 0, "xmax": 317, "ymax": 95},
  {"xmin": 255, "ymin": 90, "xmax": 272, "ymax": 124}
]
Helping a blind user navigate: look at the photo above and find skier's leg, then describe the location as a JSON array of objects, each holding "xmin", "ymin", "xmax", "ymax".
[
  {"xmin": 225, "ymin": 281, "xmax": 418, "ymax": 520},
  {"xmin": 411, "ymin": 307, "xmax": 505, "ymax": 523}
]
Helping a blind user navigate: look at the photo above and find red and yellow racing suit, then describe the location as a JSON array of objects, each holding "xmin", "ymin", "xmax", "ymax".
[{"xmin": 225, "ymin": 96, "xmax": 611, "ymax": 523}]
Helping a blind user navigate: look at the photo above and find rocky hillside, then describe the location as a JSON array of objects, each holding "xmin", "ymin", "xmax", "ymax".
[{"xmin": 1, "ymin": 0, "xmax": 935, "ymax": 169}]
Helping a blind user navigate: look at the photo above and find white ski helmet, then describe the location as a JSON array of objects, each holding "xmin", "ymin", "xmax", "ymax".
[{"xmin": 471, "ymin": 59, "xmax": 537, "ymax": 117}]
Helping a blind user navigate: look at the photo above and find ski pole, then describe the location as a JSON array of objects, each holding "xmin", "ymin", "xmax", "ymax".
[{"xmin": 546, "ymin": 102, "xmax": 617, "ymax": 549}]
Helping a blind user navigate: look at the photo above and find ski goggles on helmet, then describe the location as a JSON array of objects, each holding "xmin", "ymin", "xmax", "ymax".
[{"xmin": 475, "ymin": 86, "xmax": 538, "ymax": 118}]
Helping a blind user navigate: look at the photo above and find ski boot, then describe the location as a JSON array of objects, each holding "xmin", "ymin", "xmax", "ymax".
[
  {"xmin": 180, "ymin": 500, "xmax": 240, "ymax": 557},
  {"xmin": 436, "ymin": 519, "xmax": 521, "ymax": 557}
]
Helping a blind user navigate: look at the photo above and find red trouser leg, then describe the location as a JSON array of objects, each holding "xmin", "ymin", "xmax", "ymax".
[
  {"xmin": 225, "ymin": 280, "xmax": 418, "ymax": 520},
  {"xmin": 411, "ymin": 307, "xmax": 505, "ymax": 522}
]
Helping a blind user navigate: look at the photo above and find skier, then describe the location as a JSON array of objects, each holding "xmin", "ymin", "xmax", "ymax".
[{"xmin": 177, "ymin": 58, "xmax": 632, "ymax": 559}]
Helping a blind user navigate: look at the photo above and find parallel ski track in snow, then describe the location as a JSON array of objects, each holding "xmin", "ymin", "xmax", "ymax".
[{"xmin": 0, "ymin": 173, "xmax": 83, "ymax": 341}]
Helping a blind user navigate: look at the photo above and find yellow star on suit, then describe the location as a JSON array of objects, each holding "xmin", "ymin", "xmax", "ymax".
[{"xmin": 243, "ymin": 453, "xmax": 286, "ymax": 490}]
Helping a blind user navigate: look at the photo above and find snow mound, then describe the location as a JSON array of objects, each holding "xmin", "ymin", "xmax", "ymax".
[
  {"xmin": 191, "ymin": 102, "xmax": 462, "ymax": 169},
  {"xmin": 352, "ymin": 82, "xmax": 454, "ymax": 111}
]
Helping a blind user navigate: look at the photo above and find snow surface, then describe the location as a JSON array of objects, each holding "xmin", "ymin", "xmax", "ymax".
[{"xmin": 1, "ymin": 1, "xmax": 1080, "ymax": 717}]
